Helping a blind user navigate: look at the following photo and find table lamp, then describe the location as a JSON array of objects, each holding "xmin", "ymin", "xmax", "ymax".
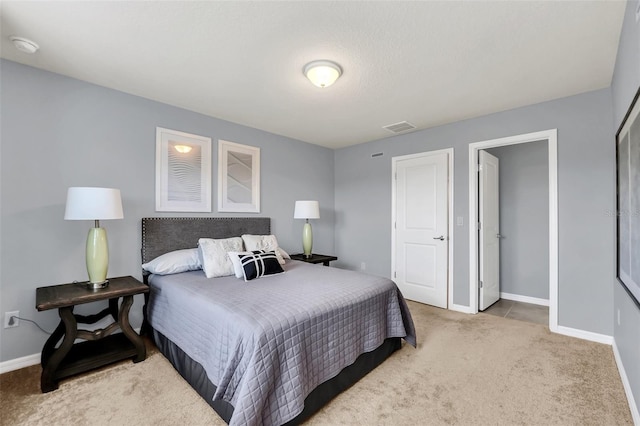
[
  {"xmin": 294, "ymin": 200, "xmax": 320, "ymax": 258},
  {"xmin": 64, "ymin": 187, "xmax": 124, "ymax": 289}
]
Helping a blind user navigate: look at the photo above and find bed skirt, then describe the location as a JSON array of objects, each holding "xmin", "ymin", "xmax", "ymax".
[{"xmin": 152, "ymin": 329, "xmax": 401, "ymax": 425}]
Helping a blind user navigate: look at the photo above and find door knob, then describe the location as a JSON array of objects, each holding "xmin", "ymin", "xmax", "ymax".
[{"xmin": 433, "ymin": 236, "xmax": 445, "ymax": 241}]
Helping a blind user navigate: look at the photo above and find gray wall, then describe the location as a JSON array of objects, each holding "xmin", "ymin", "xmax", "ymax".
[
  {"xmin": 486, "ymin": 143, "xmax": 549, "ymax": 300},
  {"xmin": 611, "ymin": 0, "xmax": 640, "ymax": 416},
  {"xmin": 334, "ymin": 87, "xmax": 614, "ymax": 335},
  {"xmin": 0, "ymin": 59, "xmax": 335, "ymax": 363}
]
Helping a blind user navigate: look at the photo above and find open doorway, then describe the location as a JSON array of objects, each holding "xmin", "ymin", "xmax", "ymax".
[
  {"xmin": 469, "ymin": 129, "xmax": 558, "ymax": 332},
  {"xmin": 480, "ymin": 142, "xmax": 550, "ymax": 325}
]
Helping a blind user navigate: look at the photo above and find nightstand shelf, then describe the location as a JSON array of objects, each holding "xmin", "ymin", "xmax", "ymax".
[
  {"xmin": 52, "ymin": 334, "xmax": 138, "ymax": 380},
  {"xmin": 290, "ymin": 253, "xmax": 338, "ymax": 266}
]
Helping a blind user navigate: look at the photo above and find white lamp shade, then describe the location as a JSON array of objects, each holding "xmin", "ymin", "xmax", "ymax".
[
  {"xmin": 64, "ymin": 187, "xmax": 124, "ymax": 220},
  {"xmin": 294, "ymin": 200, "xmax": 320, "ymax": 219}
]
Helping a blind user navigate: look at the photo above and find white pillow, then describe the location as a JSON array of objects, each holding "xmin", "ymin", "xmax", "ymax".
[
  {"xmin": 241, "ymin": 234, "xmax": 286, "ymax": 265},
  {"xmin": 198, "ymin": 237, "xmax": 243, "ymax": 278},
  {"xmin": 142, "ymin": 248, "xmax": 201, "ymax": 275},
  {"xmin": 228, "ymin": 251, "xmax": 260, "ymax": 278},
  {"xmin": 279, "ymin": 247, "xmax": 291, "ymax": 260}
]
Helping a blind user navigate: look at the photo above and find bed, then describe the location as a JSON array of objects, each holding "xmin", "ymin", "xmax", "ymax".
[{"xmin": 141, "ymin": 217, "xmax": 416, "ymax": 425}]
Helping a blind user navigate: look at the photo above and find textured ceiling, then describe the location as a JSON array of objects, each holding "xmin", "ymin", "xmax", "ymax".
[{"xmin": 0, "ymin": 1, "xmax": 626, "ymax": 149}]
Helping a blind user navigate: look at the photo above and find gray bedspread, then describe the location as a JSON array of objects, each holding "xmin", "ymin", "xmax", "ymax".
[{"xmin": 148, "ymin": 260, "xmax": 416, "ymax": 426}]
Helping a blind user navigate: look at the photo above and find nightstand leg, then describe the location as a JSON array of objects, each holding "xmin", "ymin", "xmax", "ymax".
[
  {"xmin": 108, "ymin": 297, "xmax": 119, "ymax": 322},
  {"xmin": 140, "ymin": 292, "xmax": 151, "ymax": 336},
  {"xmin": 41, "ymin": 320, "xmax": 65, "ymax": 367},
  {"xmin": 41, "ymin": 307, "xmax": 77, "ymax": 392},
  {"xmin": 118, "ymin": 295, "xmax": 146, "ymax": 363}
]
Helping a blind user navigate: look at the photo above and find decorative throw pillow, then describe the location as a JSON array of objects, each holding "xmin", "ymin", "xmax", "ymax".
[
  {"xmin": 198, "ymin": 237, "xmax": 243, "ymax": 278},
  {"xmin": 142, "ymin": 248, "xmax": 201, "ymax": 275},
  {"xmin": 239, "ymin": 251, "xmax": 284, "ymax": 281},
  {"xmin": 227, "ymin": 251, "xmax": 262, "ymax": 279},
  {"xmin": 241, "ymin": 234, "xmax": 287, "ymax": 265}
]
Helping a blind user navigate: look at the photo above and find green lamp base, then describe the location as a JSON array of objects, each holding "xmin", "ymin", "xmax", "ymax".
[
  {"xmin": 86, "ymin": 227, "xmax": 109, "ymax": 288},
  {"xmin": 302, "ymin": 221, "xmax": 313, "ymax": 258}
]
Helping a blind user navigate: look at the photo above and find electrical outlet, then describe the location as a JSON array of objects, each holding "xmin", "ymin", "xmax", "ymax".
[
  {"xmin": 4, "ymin": 311, "xmax": 19, "ymax": 328},
  {"xmin": 617, "ymin": 309, "xmax": 621, "ymax": 326},
  {"xmin": 360, "ymin": 262, "xmax": 366, "ymax": 271}
]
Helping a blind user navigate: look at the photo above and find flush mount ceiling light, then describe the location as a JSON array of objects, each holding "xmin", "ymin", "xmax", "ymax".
[
  {"xmin": 174, "ymin": 144, "xmax": 192, "ymax": 153},
  {"xmin": 9, "ymin": 36, "xmax": 39, "ymax": 54},
  {"xmin": 303, "ymin": 60, "xmax": 342, "ymax": 88}
]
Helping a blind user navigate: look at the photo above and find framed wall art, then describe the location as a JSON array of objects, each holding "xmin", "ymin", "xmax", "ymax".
[
  {"xmin": 155, "ymin": 127, "xmax": 212, "ymax": 212},
  {"xmin": 218, "ymin": 140, "xmax": 260, "ymax": 213},
  {"xmin": 616, "ymin": 87, "xmax": 640, "ymax": 308}
]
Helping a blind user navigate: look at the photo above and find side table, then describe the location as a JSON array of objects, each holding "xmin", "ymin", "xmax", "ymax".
[
  {"xmin": 290, "ymin": 253, "xmax": 338, "ymax": 266},
  {"xmin": 36, "ymin": 276, "xmax": 148, "ymax": 393}
]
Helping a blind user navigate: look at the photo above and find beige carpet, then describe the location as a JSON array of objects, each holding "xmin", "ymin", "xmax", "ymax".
[{"xmin": 0, "ymin": 302, "xmax": 633, "ymax": 425}]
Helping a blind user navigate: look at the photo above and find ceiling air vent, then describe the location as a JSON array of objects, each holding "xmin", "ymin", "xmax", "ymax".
[{"xmin": 383, "ymin": 121, "xmax": 416, "ymax": 134}]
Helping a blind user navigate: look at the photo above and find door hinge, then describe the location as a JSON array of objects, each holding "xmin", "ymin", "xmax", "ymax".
[
  {"xmin": 477, "ymin": 222, "xmax": 482, "ymax": 230},
  {"xmin": 479, "ymin": 280, "xmax": 483, "ymax": 289},
  {"xmin": 477, "ymin": 163, "xmax": 483, "ymax": 173},
  {"xmin": 394, "ymin": 271, "xmax": 397, "ymax": 278}
]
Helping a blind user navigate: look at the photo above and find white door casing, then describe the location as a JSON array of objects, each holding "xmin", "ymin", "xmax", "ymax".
[
  {"xmin": 479, "ymin": 150, "xmax": 500, "ymax": 311},
  {"xmin": 468, "ymin": 129, "xmax": 558, "ymax": 333},
  {"xmin": 393, "ymin": 151, "xmax": 449, "ymax": 308}
]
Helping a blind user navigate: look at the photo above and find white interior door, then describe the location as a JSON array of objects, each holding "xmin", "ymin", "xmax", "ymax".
[
  {"xmin": 479, "ymin": 150, "xmax": 500, "ymax": 310},
  {"xmin": 394, "ymin": 152, "xmax": 449, "ymax": 308}
]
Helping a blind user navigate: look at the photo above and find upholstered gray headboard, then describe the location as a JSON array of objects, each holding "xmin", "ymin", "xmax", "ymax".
[{"xmin": 141, "ymin": 217, "xmax": 271, "ymax": 264}]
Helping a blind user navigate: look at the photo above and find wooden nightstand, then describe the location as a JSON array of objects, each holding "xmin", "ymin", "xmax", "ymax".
[
  {"xmin": 36, "ymin": 276, "xmax": 148, "ymax": 393},
  {"xmin": 290, "ymin": 253, "xmax": 338, "ymax": 266}
]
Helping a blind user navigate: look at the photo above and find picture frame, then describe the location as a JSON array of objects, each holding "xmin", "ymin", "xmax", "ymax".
[
  {"xmin": 155, "ymin": 127, "xmax": 212, "ymax": 212},
  {"xmin": 218, "ymin": 140, "xmax": 260, "ymax": 213},
  {"xmin": 616, "ymin": 87, "xmax": 640, "ymax": 308}
]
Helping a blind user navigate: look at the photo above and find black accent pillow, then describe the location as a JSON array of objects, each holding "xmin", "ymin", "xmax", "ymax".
[{"xmin": 239, "ymin": 251, "xmax": 284, "ymax": 281}]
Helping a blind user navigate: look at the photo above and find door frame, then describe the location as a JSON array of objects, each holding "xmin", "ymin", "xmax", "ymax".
[
  {"xmin": 468, "ymin": 129, "xmax": 558, "ymax": 332},
  {"xmin": 392, "ymin": 148, "xmax": 454, "ymax": 309}
]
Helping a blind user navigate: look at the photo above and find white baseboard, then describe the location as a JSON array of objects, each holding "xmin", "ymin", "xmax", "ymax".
[
  {"xmin": 555, "ymin": 325, "xmax": 613, "ymax": 345},
  {"xmin": 500, "ymin": 292, "xmax": 550, "ymax": 306},
  {"xmin": 497, "ymin": 295, "xmax": 612, "ymax": 347},
  {"xmin": 613, "ymin": 339, "xmax": 640, "ymax": 425},
  {"xmin": 0, "ymin": 352, "xmax": 40, "ymax": 374},
  {"xmin": 446, "ymin": 300, "xmax": 611, "ymax": 347},
  {"xmin": 0, "ymin": 327, "xmax": 142, "ymax": 375}
]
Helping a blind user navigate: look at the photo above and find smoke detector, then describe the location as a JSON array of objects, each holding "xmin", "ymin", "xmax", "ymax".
[{"xmin": 10, "ymin": 36, "xmax": 39, "ymax": 54}]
